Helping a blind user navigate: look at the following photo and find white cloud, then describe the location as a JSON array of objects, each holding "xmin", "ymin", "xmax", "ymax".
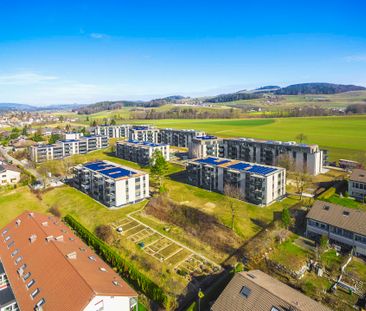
[
  {"xmin": 0, "ymin": 72, "xmax": 58, "ymax": 85},
  {"xmin": 90, "ymin": 33, "xmax": 109, "ymax": 39},
  {"xmin": 344, "ymin": 54, "xmax": 366, "ymax": 63}
]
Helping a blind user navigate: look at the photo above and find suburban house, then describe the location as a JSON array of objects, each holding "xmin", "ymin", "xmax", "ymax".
[
  {"xmin": 348, "ymin": 168, "xmax": 366, "ymax": 201},
  {"xmin": 116, "ymin": 140, "xmax": 170, "ymax": 166},
  {"xmin": 0, "ymin": 211, "xmax": 138, "ymax": 311},
  {"xmin": 306, "ymin": 200, "xmax": 366, "ymax": 256},
  {"xmin": 0, "ymin": 162, "xmax": 21, "ymax": 186},
  {"xmin": 189, "ymin": 135, "xmax": 222, "ymax": 158},
  {"xmin": 29, "ymin": 135, "xmax": 108, "ymax": 162},
  {"xmin": 73, "ymin": 160, "xmax": 149, "ymax": 207},
  {"xmin": 158, "ymin": 128, "xmax": 205, "ymax": 148},
  {"xmin": 211, "ymin": 270, "xmax": 330, "ymax": 311},
  {"xmin": 186, "ymin": 157, "xmax": 286, "ymax": 206}
]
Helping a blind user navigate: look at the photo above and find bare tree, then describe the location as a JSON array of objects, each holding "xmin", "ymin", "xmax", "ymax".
[
  {"xmin": 224, "ymin": 184, "xmax": 243, "ymax": 230},
  {"xmin": 293, "ymin": 171, "xmax": 310, "ymax": 200},
  {"xmin": 295, "ymin": 133, "xmax": 307, "ymax": 143},
  {"xmin": 277, "ymin": 153, "xmax": 295, "ymax": 175}
]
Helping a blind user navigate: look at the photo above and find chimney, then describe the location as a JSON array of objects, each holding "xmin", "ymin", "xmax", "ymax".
[
  {"xmin": 15, "ymin": 219, "xmax": 21, "ymax": 227},
  {"xmin": 66, "ymin": 251, "xmax": 77, "ymax": 260},
  {"xmin": 29, "ymin": 234, "xmax": 37, "ymax": 243}
]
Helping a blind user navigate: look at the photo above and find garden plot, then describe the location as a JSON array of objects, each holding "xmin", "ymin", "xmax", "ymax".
[{"xmin": 114, "ymin": 217, "xmax": 221, "ymax": 277}]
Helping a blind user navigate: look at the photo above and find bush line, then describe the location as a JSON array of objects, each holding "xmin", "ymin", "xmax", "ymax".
[{"xmin": 63, "ymin": 214, "xmax": 171, "ymax": 307}]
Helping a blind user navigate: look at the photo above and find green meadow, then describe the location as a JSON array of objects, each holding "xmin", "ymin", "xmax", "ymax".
[{"xmin": 128, "ymin": 115, "xmax": 366, "ymax": 162}]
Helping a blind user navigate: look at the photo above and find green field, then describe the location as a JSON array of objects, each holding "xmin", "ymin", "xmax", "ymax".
[{"xmin": 127, "ymin": 115, "xmax": 366, "ymax": 162}]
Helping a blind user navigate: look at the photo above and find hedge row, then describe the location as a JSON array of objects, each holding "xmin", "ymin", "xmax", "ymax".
[
  {"xmin": 63, "ymin": 215, "xmax": 171, "ymax": 307},
  {"xmin": 318, "ymin": 187, "xmax": 336, "ymax": 200}
]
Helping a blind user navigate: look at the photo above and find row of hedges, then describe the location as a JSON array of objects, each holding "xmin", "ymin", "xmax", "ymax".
[
  {"xmin": 63, "ymin": 214, "xmax": 173, "ymax": 308},
  {"xmin": 318, "ymin": 187, "xmax": 336, "ymax": 200}
]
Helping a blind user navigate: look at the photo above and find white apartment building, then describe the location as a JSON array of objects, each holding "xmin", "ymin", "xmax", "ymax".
[
  {"xmin": 218, "ymin": 138, "xmax": 324, "ymax": 175},
  {"xmin": 0, "ymin": 162, "xmax": 21, "ymax": 186},
  {"xmin": 29, "ymin": 135, "xmax": 108, "ymax": 162},
  {"xmin": 348, "ymin": 169, "xmax": 366, "ymax": 201},
  {"xmin": 158, "ymin": 128, "xmax": 205, "ymax": 148},
  {"xmin": 189, "ymin": 135, "xmax": 222, "ymax": 158},
  {"xmin": 187, "ymin": 157, "xmax": 286, "ymax": 206},
  {"xmin": 116, "ymin": 140, "xmax": 170, "ymax": 165},
  {"xmin": 63, "ymin": 132, "xmax": 83, "ymax": 140},
  {"xmin": 91, "ymin": 125, "xmax": 131, "ymax": 138},
  {"xmin": 73, "ymin": 160, "xmax": 149, "ymax": 207},
  {"xmin": 128, "ymin": 125, "xmax": 160, "ymax": 143}
]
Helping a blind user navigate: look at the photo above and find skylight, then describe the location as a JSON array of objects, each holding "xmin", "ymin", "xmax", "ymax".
[{"xmin": 240, "ymin": 286, "xmax": 251, "ymax": 298}]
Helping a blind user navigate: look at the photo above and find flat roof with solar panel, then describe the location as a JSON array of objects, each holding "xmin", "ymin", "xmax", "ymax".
[
  {"xmin": 83, "ymin": 160, "xmax": 142, "ymax": 179},
  {"xmin": 123, "ymin": 139, "xmax": 167, "ymax": 147},
  {"xmin": 193, "ymin": 157, "xmax": 281, "ymax": 176}
]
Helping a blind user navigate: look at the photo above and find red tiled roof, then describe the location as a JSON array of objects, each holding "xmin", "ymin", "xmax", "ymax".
[{"xmin": 0, "ymin": 211, "xmax": 137, "ymax": 311}]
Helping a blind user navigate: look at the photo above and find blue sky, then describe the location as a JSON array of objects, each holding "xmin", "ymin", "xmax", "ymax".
[{"xmin": 0, "ymin": 0, "xmax": 366, "ymax": 105}]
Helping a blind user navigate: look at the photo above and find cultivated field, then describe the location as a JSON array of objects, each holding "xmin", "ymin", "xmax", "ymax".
[{"xmin": 128, "ymin": 115, "xmax": 366, "ymax": 162}]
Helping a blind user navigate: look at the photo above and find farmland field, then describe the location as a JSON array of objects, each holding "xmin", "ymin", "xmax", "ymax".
[{"xmin": 127, "ymin": 115, "xmax": 366, "ymax": 162}]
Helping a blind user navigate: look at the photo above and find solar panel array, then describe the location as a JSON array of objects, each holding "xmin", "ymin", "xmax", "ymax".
[
  {"xmin": 194, "ymin": 157, "xmax": 279, "ymax": 176},
  {"xmin": 196, "ymin": 157, "xmax": 231, "ymax": 166},
  {"xmin": 227, "ymin": 162, "xmax": 251, "ymax": 171},
  {"xmin": 247, "ymin": 165, "xmax": 277, "ymax": 175},
  {"xmin": 84, "ymin": 161, "xmax": 137, "ymax": 179},
  {"xmin": 126, "ymin": 139, "xmax": 165, "ymax": 147},
  {"xmin": 195, "ymin": 135, "xmax": 217, "ymax": 140}
]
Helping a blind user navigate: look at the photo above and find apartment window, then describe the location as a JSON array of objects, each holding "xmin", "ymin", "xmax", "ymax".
[
  {"xmin": 7, "ymin": 241, "xmax": 14, "ymax": 248},
  {"xmin": 4, "ymin": 235, "xmax": 11, "ymax": 242},
  {"xmin": 27, "ymin": 279, "xmax": 35, "ymax": 289},
  {"xmin": 30, "ymin": 288, "xmax": 40, "ymax": 299},
  {"xmin": 88, "ymin": 256, "xmax": 96, "ymax": 261}
]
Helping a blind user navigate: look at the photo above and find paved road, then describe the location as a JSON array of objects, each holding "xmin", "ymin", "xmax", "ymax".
[{"xmin": 0, "ymin": 146, "xmax": 42, "ymax": 179}]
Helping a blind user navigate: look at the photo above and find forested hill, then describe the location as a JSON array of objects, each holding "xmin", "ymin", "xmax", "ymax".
[
  {"xmin": 274, "ymin": 83, "xmax": 366, "ymax": 95},
  {"xmin": 74, "ymin": 96, "xmax": 187, "ymax": 114}
]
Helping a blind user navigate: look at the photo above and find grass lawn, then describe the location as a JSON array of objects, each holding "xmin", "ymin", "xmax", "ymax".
[
  {"xmin": 270, "ymin": 235, "xmax": 311, "ymax": 271},
  {"xmin": 320, "ymin": 249, "xmax": 343, "ymax": 274},
  {"xmin": 164, "ymin": 177, "xmax": 298, "ymax": 240},
  {"xmin": 345, "ymin": 257, "xmax": 366, "ymax": 281},
  {"xmin": 322, "ymin": 194, "xmax": 366, "ymax": 210},
  {"xmin": 0, "ymin": 187, "xmax": 49, "ymax": 227}
]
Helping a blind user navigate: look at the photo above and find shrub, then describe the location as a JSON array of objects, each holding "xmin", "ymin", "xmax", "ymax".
[
  {"xmin": 49, "ymin": 205, "xmax": 61, "ymax": 217},
  {"xmin": 63, "ymin": 215, "xmax": 173, "ymax": 308},
  {"xmin": 318, "ymin": 187, "xmax": 336, "ymax": 200},
  {"xmin": 95, "ymin": 225, "xmax": 114, "ymax": 244}
]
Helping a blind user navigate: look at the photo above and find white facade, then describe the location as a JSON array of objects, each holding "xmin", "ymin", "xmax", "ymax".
[
  {"xmin": 189, "ymin": 135, "xmax": 222, "ymax": 158},
  {"xmin": 220, "ymin": 138, "xmax": 324, "ymax": 175},
  {"xmin": 29, "ymin": 135, "xmax": 108, "ymax": 162},
  {"xmin": 116, "ymin": 140, "xmax": 170, "ymax": 165},
  {"xmin": 84, "ymin": 295, "xmax": 136, "ymax": 311},
  {"xmin": 129, "ymin": 126, "xmax": 159, "ymax": 143},
  {"xmin": 0, "ymin": 166, "xmax": 21, "ymax": 186},
  {"xmin": 91, "ymin": 125, "xmax": 131, "ymax": 138},
  {"xmin": 187, "ymin": 157, "xmax": 286, "ymax": 206},
  {"xmin": 74, "ymin": 160, "xmax": 149, "ymax": 208},
  {"xmin": 64, "ymin": 132, "xmax": 83, "ymax": 140}
]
